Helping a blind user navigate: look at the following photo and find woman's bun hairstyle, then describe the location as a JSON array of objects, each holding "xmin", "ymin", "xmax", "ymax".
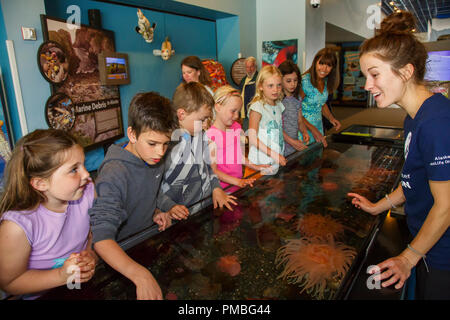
[
  {"xmin": 378, "ymin": 11, "xmax": 417, "ymax": 35},
  {"xmin": 360, "ymin": 11, "xmax": 427, "ymax": 84}
]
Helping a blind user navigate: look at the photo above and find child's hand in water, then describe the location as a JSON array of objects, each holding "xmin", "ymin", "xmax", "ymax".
[
  {"xmin": 237, "ymin": 178, "xmax": 256, "ymax": 188},
  {"xmin": 212, "ymin": 188, "xmax": 237, "ymax": 211},
  {"xmin": 153, "ymin": 210, "xmax": 172, "ymax": 231},
  {"xmin": 168, "ymin": 204, "xmax": 189, "ymax": 220}
]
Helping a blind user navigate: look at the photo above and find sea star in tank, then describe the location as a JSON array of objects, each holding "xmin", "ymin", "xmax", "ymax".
[
  {"xmin": 297, "ymin": 213, "xmax": 345, "ymax": 239},
  {"xmin": 275, "ymin": 235, "xmax": 356, "ymax": 299}
]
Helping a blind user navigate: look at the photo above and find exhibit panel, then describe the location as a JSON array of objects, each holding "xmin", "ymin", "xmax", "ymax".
[{"xmin": 41, "ymin": 141, "xmax": 404, "ymax": 300}]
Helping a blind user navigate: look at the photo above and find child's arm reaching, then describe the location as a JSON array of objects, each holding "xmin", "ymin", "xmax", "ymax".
[
  {"xmin": 244, "ymin": 157, "xmax": 272, "ymax": 175},
  {"xmin": 212, "ymin": 187, "xmax": 238, "ymax": 211},
  {"xmin": 208, "ymin": 141, "xmax": 256, "ymax": 188},
  {"xmin": 94, "ymin": 239, "xmax": 162, "ymax": 300},
  {"xmin": 248, "ymin": 110, "xmax": 286, "ymax": 166},
  {"xmin": 283, "ymin": 130, "xmax": 307, "ymax": 152},
  {"xmin": 298, "ymin": 115, "xmax": 310, "ymax": 145}
]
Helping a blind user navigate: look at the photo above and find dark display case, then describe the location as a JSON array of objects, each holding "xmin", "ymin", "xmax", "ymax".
[
  {"xmin": 332, "ymin": 124, "xmax": 404, "ymax": 146},
  {"xmin": 41, "ymin": 141, "xmax": 405, "ymax": 300}
]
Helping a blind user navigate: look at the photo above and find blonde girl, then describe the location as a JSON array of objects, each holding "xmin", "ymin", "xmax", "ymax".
[
  {"xmin": 0, "ymin": 129, "xmax": 96, "ymax": 298},
  {"xmin": 207, "ymin": 86, "xmax": 269, "ymax": 193},
  {"xmin": 247, "ymin": 65, "xmax": 286, "ymax": 171}
]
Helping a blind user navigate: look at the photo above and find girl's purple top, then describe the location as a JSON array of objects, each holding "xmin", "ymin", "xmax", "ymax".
[{"xmin": 0, "ymin": 182, "xmax": 94, "ymax": 270}]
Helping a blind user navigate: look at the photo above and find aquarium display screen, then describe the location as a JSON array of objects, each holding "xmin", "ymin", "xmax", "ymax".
[
  {"xmin": 425, "ymin": 51, "xmax": 450, "ymax": 81},
  {"xmin": 106, "ymin": 57, "xmax": 128, "ymax": 80}
]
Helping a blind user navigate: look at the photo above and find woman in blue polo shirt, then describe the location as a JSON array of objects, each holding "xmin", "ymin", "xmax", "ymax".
[{"xmin": 347, "ymin": 11, "xmax": 450, "ymax": 300}]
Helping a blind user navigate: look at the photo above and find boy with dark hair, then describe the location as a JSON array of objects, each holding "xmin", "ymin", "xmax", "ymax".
[
  {"xmin": 89, "ymin": 92, "xmax": 178, "ymax": 300},
  {"xmin": 158, "ymin": 82, "xmax": 237, "ymax": 216}
]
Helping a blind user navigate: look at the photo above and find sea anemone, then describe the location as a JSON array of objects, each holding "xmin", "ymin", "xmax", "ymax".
[
  {"xmin": 217, "ymin": 255, "xmax": 241, "ymax": 277},
  {"xmin": 275, "ymin": 235, "xmax": 356, "ymax": 299},
  {"xmin": 297, "ymin": 213, "xmax": 345, "ymax": 239},
  {"xmin": 321, "ymin": 181, "xmax": 339, "ymax": 191}
]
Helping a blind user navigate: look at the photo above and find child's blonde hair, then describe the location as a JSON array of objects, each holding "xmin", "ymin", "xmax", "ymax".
[
  {"xmin": 0, "ymin": 129, "xmax": 80, "ymax": 216},
  {"xmin": 249, "ymin": 65, "xmax": 283, "ymax": 106},
  {"xmin": 213, "ymin": 85, "xmax": 242, "ymax": 107},
  {"xmin": 208, "ymin": 85, "xmax": 242, "ymax": 129}
]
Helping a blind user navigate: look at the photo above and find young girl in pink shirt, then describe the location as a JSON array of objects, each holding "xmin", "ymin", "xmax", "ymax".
[
  {"xmin": 207, "ymin": 86, "xmax": 268, "ymax": 193},
  {"xmin": 0, "ymin": 129, "xmax": 96, "ymax": 298}
]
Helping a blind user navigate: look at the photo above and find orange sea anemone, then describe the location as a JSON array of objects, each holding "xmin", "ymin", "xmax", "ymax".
[
  {"xmin": 297, "ymin": 213, "xmax": 345, "ymax": 239},
  {"xmin": 275, "ymin": 235, "xmax": 356, "ymax": 299},
  {"xmin": 217, "ymin": 255, "xmax": 241, "ymax": 277},
  {"xmin": 321, "ymin": 181, "xmax": 339, "ymax": 191}
]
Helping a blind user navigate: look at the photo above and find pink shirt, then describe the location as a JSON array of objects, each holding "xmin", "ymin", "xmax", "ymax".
[{"xmin": 207, "ymin": 121, "xmax": 243, "ymax": 193}]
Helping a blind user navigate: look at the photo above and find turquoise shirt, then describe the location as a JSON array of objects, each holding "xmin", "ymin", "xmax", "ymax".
[{"xmin": 300, "ymin": 73, "xmax": 328, "ymax": 143}]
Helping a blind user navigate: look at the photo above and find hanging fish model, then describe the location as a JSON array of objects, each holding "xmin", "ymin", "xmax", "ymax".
[
  {"xmin": 153, "ymin": 37, "xmax": 175, "ymax": 60},
  {"xmin": 135, "ymin": 9, "xmax": 156, "ymax": 43}
]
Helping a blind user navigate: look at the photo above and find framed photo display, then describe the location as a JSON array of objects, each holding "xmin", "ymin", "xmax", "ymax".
[
  {"xmin": 37, "ymin": 40, "xmax": 69, "ymax": 84},
  {"xmin": 45, "ymin": 92, "xmax": 76, "ymax": 131},
  {"xmin": 40, "ymin": 15, "xmax": 124, "ymax": 150}
]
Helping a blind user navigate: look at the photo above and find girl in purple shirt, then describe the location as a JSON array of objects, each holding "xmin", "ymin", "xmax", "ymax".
[{"xmin": 0, "ymin": 129, "xmax": 96, "ymax": 298}]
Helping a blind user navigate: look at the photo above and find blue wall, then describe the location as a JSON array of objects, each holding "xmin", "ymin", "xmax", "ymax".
[
  {"xmin": 45, "ymin": 0, "xmax": 217, "ymax": 170},
  {"xmin": 216, "ymin": 16, "xmax": 240, "ymax": 87},
  {"xmin": 0, "ymin": 3, "xmax": 14, "ymax": 145},
  {"xmin": 1, "ymin": 0, "xmax": 219, "ymax": 171},
  {"xmin": 0, "ymin": 0, "xmax": 48, "ymax": 142}
]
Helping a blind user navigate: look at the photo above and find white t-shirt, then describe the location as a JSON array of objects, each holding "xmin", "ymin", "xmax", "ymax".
[{"xmin": 248, "ymin": 100, "xmax": 285, "ymax": 165}]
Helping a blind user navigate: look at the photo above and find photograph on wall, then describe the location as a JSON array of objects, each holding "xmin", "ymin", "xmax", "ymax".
[
  {"xmin": 262, "ymin": 39, "xmax": 298, "ymax": 67},
  {"xmin": 342, "ymin": 51, "xmax": 366, "ymax": 101},
  {"xmin": 41, "ymin": 15, "xmax": 124, "ymax": 150},
  {"xmin": 424, "ymin": 50, "xmax": 450, "ymax": 98},
  {"xmin": 37, "ymin": 40, "xmax": 69, "ymax": 84},
  {"xmin": 45, "ymin": 92, "xmax": 76, "ymax": 131}
]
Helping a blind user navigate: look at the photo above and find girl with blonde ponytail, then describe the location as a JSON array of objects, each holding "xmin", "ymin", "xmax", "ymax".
[
  {"xmin": 206, "ymin": 85, "xmax": 270, "ymax": 193},
  {"xmin": 0, "ymin": 129, "xmax": 96, "ymax": 298}
]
